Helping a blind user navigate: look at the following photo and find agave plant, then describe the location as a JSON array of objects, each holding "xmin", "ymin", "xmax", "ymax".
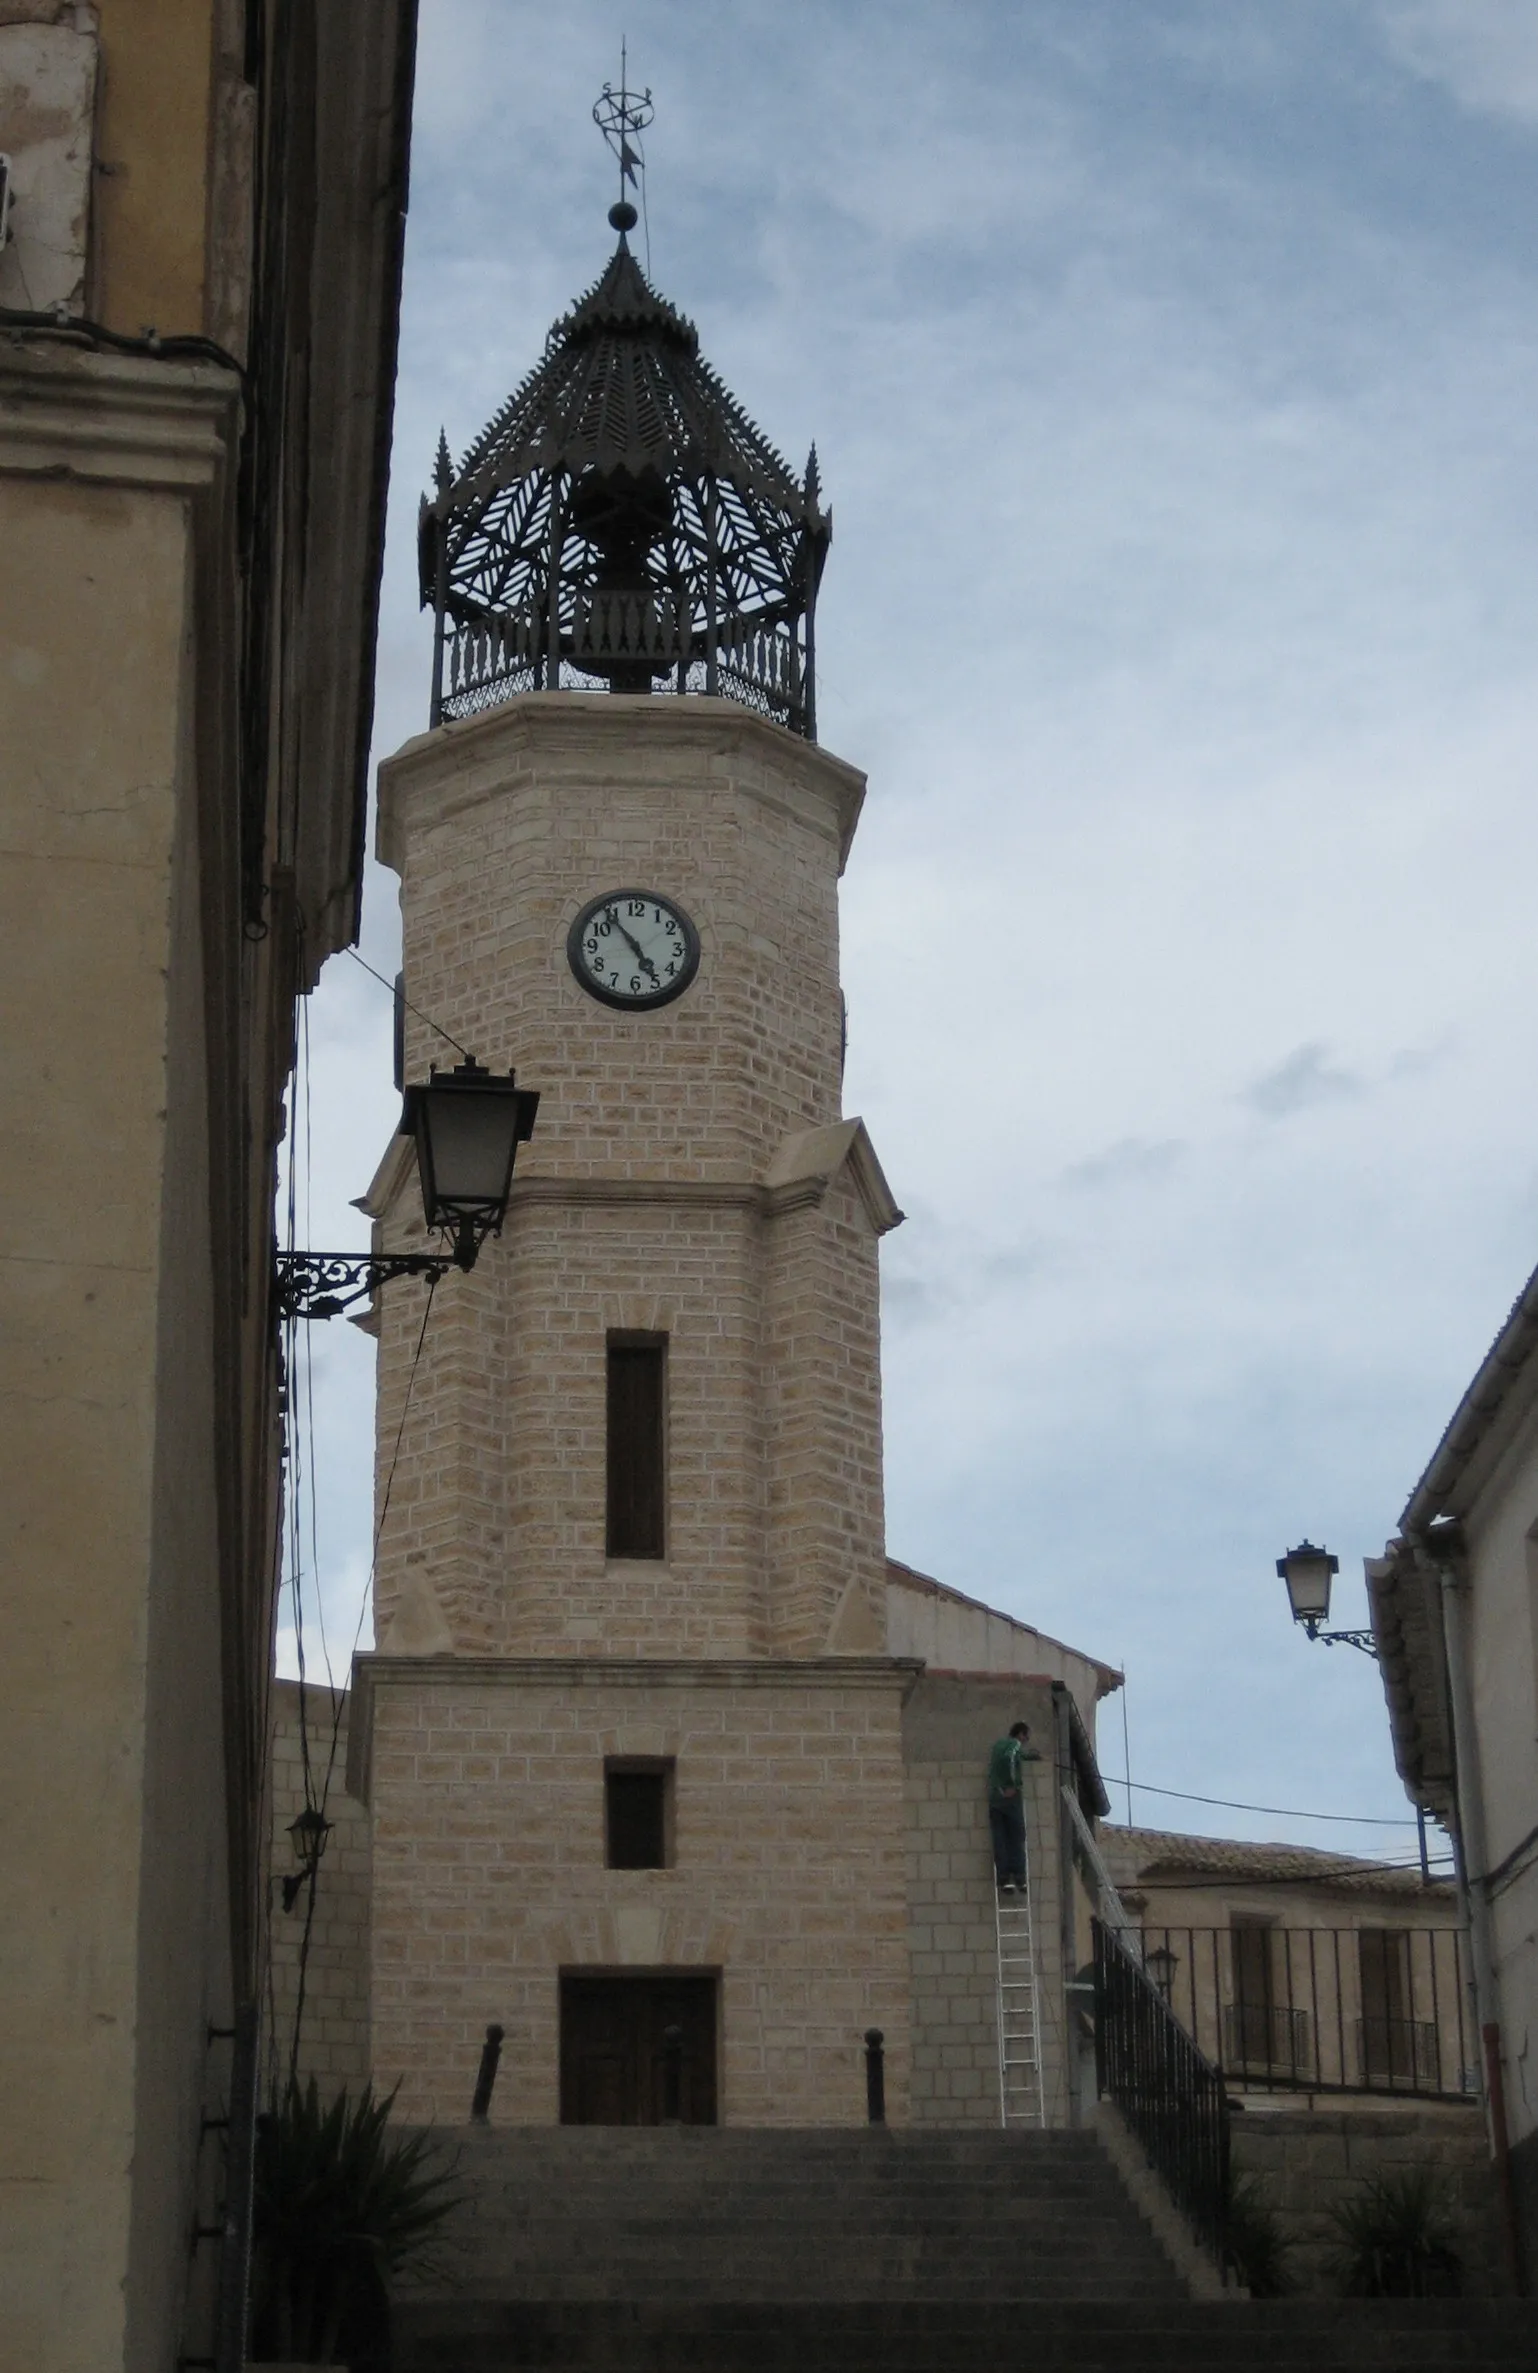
[
  {"xmin": 249, "ymin": 2079, "xmax": 460, "ymax": 2366},
  {"xmin": 1326, "ymin": 2164, "xmax": 1462, "ymax": 2299},
  {"xmin": 1224, "ymin": 2172, "xmax": 1295, "ymax": 2298}
]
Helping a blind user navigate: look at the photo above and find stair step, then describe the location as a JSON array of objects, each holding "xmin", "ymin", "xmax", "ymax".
[{"xmin": 394, "ymin": 2299, "xmax": 1538, "ymax": 2373}]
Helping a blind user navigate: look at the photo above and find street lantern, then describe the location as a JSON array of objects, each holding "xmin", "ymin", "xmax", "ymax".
[
  {"xmin": 1144, "ymin": 1944, "xmax": 1178, "ymax": 2002},
  {"xmin": 287, "ymin": 1804, "xmax": 332, "ymax": 1867},
  {"xmin": 403, "ymin": 1058, "xmax": 540, "ymax": 1268},
  {"xmin": 282, "ymin": 1804, "xmax": 333, "ymax": 1912},
  {"xmin": 274, "ymin": 1056, "xmax": 540, "ymax": 1320},
  {"xmin": 1274, "ymin": 1539, "xmax": 1378, "ymax": 1656},
  {"xmin": 1276, "ymin": 1540, "xmax": 1339, "ymax": 1637}
]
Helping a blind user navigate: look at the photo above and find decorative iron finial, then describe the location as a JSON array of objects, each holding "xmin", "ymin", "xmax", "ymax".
[
  {"xmin": 593, "ymin": 39, "xmax": 653, "ymax": 234},
  {"xmin": 434, "ymin": 427, "xmax": 452, "ymax": 492},
  {"xmin": 804, "ymin": 443, "xmax": 821, "ymax": 503}
]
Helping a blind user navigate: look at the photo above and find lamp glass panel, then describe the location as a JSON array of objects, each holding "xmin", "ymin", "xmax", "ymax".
[
  {"xmin": 1284, "ymin": 1553, "xmax": 1333, "ymax": 1622},
  {"xmin": 420, "ymin": 1082, "xmax": 521, "ymax": 1216},
  {"xmin": 288, "ymin": 1807, "xmax": 328, "ymax": 1862}
]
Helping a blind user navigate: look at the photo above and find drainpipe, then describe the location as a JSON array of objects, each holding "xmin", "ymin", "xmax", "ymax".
[{"xmin": 1422, "ymin": 1526, "xmax": 1526, "ymax": 2294}]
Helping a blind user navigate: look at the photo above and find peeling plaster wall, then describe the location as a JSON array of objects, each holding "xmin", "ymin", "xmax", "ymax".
[{"xmin": 0, "ymin": 15, "xmax": 99, "ymax": 313}]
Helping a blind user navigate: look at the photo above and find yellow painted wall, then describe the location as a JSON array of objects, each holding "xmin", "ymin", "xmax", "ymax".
[
  {"xmin": 94, "ymin": 0, "xmax": 216, "ymax": 337},
  {"xmin": 0, "ymin": 452, "xmax": 227, "ymax": 2371}
]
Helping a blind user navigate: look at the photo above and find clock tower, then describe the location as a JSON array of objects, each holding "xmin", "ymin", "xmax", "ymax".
[{"xmin": 351, "ymin": 196, "xmax": 915, "ymax": 2128}]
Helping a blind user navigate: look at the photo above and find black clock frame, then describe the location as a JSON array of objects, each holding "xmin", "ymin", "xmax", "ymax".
[{"xmin": 567, "ymin": 888, "xmax": 701, "ymax": 1012}]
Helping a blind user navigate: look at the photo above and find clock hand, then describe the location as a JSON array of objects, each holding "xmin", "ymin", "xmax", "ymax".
[{"xmin": 606, "ymin": 908, "xmax": 660, "ymax": 981}]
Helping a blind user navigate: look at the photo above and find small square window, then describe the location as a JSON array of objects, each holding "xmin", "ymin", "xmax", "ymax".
[{"xmin": 605, "ymin": 1761, "xmax": 673, "ymax": 1869}]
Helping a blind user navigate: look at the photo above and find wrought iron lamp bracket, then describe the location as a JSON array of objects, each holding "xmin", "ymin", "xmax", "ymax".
[
  {"xmin": 1301, "ymin": 1619, "xmax": 1380, "ymax": 1658},
  {"xmin": 273, "ymin": 1246, "xmax": 461, "ymax": 1323}
]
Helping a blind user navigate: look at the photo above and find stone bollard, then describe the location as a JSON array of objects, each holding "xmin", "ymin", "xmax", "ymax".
[
  {"xmin": 662, "ymin": 2022, "xmax": 684, "ymax": 2123},
  {"xmin": 865, "ymin": 2027, "xmax": 886, "ymax": 2124},
  {"xmin": 470, "ymin": 2022, "xmax": 505, "ymax": 2122}
]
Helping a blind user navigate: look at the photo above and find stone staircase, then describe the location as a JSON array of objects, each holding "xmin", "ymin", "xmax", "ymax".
[{"xmin": 391, "ymin": 2126, "xmax": 1536, "ymax": 2371}]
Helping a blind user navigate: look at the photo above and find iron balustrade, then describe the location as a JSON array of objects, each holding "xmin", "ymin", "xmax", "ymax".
[
  {"xmin": 438, "ymin": 606, "xmax": 807, "ymax": 732},
  {"xmin": 1093, "ymin": 1919, "xmax": 1230, "ymax": 2265},
  {"xmin": 1133, "ymin": 1924, "xmax": 1473, "ymax": 2101}
]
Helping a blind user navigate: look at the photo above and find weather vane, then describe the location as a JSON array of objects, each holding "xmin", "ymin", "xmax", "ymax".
[{"xmin": 593, "ymin": 39, "xmax": 653, "ymax": 229}]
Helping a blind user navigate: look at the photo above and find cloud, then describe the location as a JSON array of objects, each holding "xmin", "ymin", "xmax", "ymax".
[
  {"xmin": 1063, "ymin": 1136, "xmax": 1185, "ymax": 1190},
  {"xmin": 289, "ymin": 2, "xmax": 1538, "ymax": 1869},
  {"xmin": 1241, "ymin": 1043, "xmax": 1366, "ymax": 1119},
  {"xmin": 1373, "ymin": 0, "xmax": 1538, "ymax": 124}
]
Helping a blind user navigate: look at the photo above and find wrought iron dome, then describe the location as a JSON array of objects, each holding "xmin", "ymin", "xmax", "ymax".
[{"xmin": 419, "ymin": 220, "xmax": 830, "ymax": 739}]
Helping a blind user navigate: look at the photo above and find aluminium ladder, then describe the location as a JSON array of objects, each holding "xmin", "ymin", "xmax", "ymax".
[{"xmin": 994, "ymin": 1823, "xmax": 1044, "ymax": 2127}]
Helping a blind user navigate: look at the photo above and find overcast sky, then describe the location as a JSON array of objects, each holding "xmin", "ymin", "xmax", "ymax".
[{"xmin": 281, "ymin": 0, "xmax": 1538, "ymax": 1872}]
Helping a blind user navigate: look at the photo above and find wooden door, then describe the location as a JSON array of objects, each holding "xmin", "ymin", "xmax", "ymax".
[{"xmin": 559, "ymin": 1974, "xmax": 718, "ymax": 2124}]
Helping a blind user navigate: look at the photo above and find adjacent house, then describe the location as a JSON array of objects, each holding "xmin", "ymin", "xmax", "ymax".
[
  {"xmin": 1100, "ymin": 1826, "xmax": 1470, "ymax": 2106},
  {"xmin": 1368, "ymin": 1259, "xmax": 1538, "ymax": 2279},
  {"xmin": 1, "ymin": 9, "xmax": 417, "ymax": 2367}
]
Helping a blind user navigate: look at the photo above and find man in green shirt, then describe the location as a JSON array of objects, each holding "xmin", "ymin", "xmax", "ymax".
[{"xmin": 987, "ymin": 1721, "xmax": 1040, "ymax": 1893}]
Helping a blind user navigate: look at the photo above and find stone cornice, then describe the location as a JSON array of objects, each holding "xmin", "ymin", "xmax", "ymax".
[
  {"xmin": 511, "ymin": 1175, "xmax": 762, "ymax": 1213},
  {"xmin": 376, "ymin": 690, "xmax": 868, "ymax": 874},
  {"xmin": 0, "ymin": 337, "xmax": 240, "ymax": 489},
  {"xmin": 360, "ymin": 1136, "xmax": 902, "ymax": 1238},
  {"xmin": 358, "ymin": 1652, "xmax": 921, "ymax": 1688}
]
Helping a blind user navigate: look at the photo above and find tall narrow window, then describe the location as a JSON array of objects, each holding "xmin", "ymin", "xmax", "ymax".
[
  {"xmin": 606, "ymin": 1333, "xmax": 666, "ymax": 1559},
  {"xmin": 1228, "ymin": 1917, "xmax": 1279, "ymax": 2072},
  {"xmin": 1359, "ymin": 1927, "xmax": 1417, "ymax": 2085}
]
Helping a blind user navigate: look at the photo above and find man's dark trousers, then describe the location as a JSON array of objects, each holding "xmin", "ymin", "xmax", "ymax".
[{"xmin": 990, "ymin": 1796, "xmax": 1026, "ymax": 1888}]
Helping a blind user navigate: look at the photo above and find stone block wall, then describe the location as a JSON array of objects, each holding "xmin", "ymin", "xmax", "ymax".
[
  {"xmin": 1230, "ymin": 2106, "xmax": 1508, "ymax": 2296},
  {"xmin": 355, "ymin": 1658, "xmax": 912, "ymax": 2128},
  {"xmin": 371, "ymin": 1171, "xmax": 891, "ymax": 1665},
  {"xmin": 366, "ymin": 698, "xmax": 897, "ymax": 1672},
  {"xmin": 763, "ymin": 1166, "xmax": 888, "ymax": 1657},
  {"xmin": 267, "ymin": 1681, "xmax": 371, "ymax": 2093},
  {"xmin": 375, "ymin": 696, "xmax": 862, "ymax": 1182},
  {"xmin": 903, "ymin": 1677, "xmax": 1070, "ymax": 2127}
]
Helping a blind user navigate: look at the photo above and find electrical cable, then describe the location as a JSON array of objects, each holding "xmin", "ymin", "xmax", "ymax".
[
  {"xmin": 1099, "ymin": 1777, "xmax": 1441, "ymax": 1828},
  {"xmin": 299, "ymin": 992, "xmax": 337, "ymax": 1701},
  {"xmin": 316, "ymin": 1270, "xmax": 442, "ymax": 1824},
  {"xmin": 0, "ymin": 303, "xmax": 248, "ymax": 383},
  {"xmin": 342, "ymin": 943, "xmax": 473, "ymax": 1060}
]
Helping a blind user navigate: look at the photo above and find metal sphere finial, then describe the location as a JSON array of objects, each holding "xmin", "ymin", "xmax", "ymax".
[{"xmin": 609, "ymin": 200, "xmax": 639, "ymax": 234}]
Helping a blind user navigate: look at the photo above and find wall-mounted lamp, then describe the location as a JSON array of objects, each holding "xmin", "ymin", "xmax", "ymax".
[
  {"xmin": 1276, "ymin": 1540, "xmax": 1377, "ymax": 1656},
  {"xmin": 274, "ymin": 1057, "xmax": 540, "ymax": 1321},
  {"xmin": 281, "ymin": 1804, "xmax": 333, "ymax": 1912},
  {"xmin": 1144, "ymin": 1943, "xmax": 1178, "ymax": 2001}
]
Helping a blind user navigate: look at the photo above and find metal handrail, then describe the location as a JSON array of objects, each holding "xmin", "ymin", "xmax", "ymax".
[
  {"xmin": 1062, "ymin": 1787, "xmax": 1139, "ymax": 1942},
  {"xmin": 1093, "ymin": 1919, "xmax": 1230, "ymax": 2264}
]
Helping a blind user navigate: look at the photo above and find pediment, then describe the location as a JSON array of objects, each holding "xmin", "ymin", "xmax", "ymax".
[
  {"xmin": 354, "ymin": 1129, "xmax": 415, "ymax": 1223},
  {"xmin": 762, "ymin": 1118, "xmax": 903, "ymax": 1237}
]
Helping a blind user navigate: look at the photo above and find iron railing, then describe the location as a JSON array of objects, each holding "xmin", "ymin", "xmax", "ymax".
[
  {"xmin": 1094, "ymin": 1919, "xmax": 1230, "ymax": 2263},
  {"xmin": 438, "ymin": 604, "xmax": 809, "ymax": 734},
  {"xmin": 1136, "ymin": 1925, "xmax": 1473, "ymax": 2100}
]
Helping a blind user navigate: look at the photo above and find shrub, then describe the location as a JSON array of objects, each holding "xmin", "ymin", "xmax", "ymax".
[
  {"xmin": 1225, "ymin": 2171, "xmax": 1295, "ymax": 2297},
  {"xmin": 1326, "ymin": 2163, "xmax": 1462, "ymax": 2299},
  {"xmin": 249, "ymin": 2079, "xmax": 461, "ymax": 2366}
]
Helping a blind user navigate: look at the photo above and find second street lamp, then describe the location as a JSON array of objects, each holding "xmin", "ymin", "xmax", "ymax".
[
  {"xmin": 274, "ymin": 1056, "xmax": 540, "ymax": 1321},
  {"xmin": 1276, "ymin": 1539, "xmax": 1377, "ymax": 1656},
  {"xmin": 282, "ymin": 1804, "xmax": 333, "ymax": 1912}
]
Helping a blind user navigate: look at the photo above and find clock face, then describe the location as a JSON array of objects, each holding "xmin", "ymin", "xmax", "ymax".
[{"xmin": 567, "ymin": 888, "xmax": 701, "ymax": 1011}]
